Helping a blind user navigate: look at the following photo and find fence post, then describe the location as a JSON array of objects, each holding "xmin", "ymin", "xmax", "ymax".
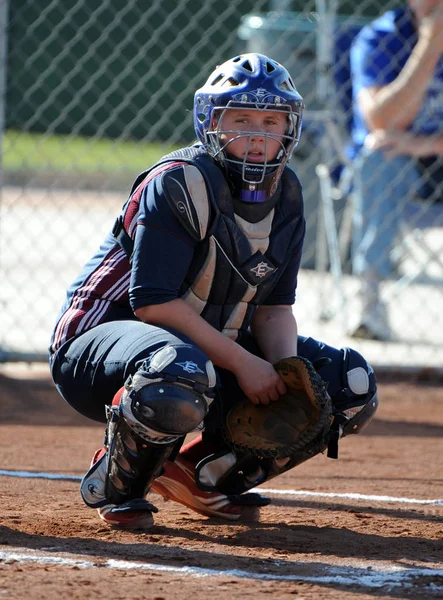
[
  {"xmin": 0, "ymin": 0, "xmax": 8, "ymax": 361},
  {"xmin": 0, "ymin": 0, "xmax": 8, "ymax": 184}
]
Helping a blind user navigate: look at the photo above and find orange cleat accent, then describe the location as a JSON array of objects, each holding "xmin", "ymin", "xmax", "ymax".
[{"xmin": 151, "ymin": 455, "xmax": 262, "ymax": 521}]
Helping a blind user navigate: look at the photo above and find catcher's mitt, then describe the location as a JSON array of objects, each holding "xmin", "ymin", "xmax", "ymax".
[{"xmin": 223, "ymin": 356, "xmax": 332, "ymax": 459}]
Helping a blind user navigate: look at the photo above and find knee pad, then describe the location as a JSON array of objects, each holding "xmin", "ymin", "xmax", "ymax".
[
  {"xmin": 122, "ymin": 343, "xmax": 216, "ymax": 442},
  {"xmin": 330, "ymin": 347, "xmax": 376, "ymax": 410},
  {"xmin": 104, "ymin": 343, "xmax": 216, "ymax": 505},
  {"xmin": 331, "ymin": 347, "xmax": 378, "ymax": 438}
]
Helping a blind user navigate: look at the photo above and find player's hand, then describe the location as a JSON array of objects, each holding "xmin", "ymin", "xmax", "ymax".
[
  {"xmin": 232, "ymin": 353, "xmax": 287, "ymax": 405},
  {"xmin": 365, "ymin": 129, "xmax": 434, "ymax": 158}
]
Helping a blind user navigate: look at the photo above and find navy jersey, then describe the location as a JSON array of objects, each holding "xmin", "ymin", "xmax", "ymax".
[{"xmin": 50, "ymin": 154, "xmax": 304, "ymax": 354}]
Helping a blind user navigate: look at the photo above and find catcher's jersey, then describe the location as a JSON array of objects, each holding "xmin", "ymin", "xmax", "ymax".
[{"xmin": 50, "ymin": 146, "xmax": 305, "ymax": 354}]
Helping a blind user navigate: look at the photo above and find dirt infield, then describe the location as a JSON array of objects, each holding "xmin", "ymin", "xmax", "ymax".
[{"xmin": 1, "ymin": 364, "xmax": 442, "ymax": 599}]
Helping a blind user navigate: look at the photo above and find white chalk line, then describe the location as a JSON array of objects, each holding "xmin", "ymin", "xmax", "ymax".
[
  {"xmin": 0, "ymin": 548, "xmax": 442, "ymax": 591},
  {"xmin": 0, "ymin": 470, "xmax": 80, "ymax": 482},
  {"xmin": 254, "ymin": 487, "xmax": 443, "ymax": 506},
  {"xmin": 1, "ymin": 469, "xmax": 443, "ymax": 506}
]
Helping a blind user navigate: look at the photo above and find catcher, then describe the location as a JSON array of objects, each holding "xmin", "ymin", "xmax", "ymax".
[{"xmin": 49, "ymin": 53, "xmax": 378, "ymax": 530}]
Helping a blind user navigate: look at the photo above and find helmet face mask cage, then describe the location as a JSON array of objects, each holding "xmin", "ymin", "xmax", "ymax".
[
  {"xmin": 194, "ymin": 53, "xmax": 304, "ymax": 203},
  {"xmin": 206, "ymin": 103, "xmax": 302, "ymax": 186}
]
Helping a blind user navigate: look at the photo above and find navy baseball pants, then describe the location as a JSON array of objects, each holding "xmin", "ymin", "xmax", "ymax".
[{"xmin": 50, "ymin": 320, "xmax": 347, "ymax": 424}]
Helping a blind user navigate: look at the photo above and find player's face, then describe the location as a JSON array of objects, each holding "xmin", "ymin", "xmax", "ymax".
[{"xmin": 218, "ymin": 109, "xmax": 287, "ymax": 163}]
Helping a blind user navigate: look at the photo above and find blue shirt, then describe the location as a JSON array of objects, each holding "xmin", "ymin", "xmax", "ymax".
[{"xmin": 350, "ymin": 7, "xmax": 443, "ymax": 148}]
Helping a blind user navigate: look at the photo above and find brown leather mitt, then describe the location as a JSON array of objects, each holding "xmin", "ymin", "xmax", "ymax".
[{"xmin": 224, "ymin": 356, "xmax": 333, "ymax": 459}]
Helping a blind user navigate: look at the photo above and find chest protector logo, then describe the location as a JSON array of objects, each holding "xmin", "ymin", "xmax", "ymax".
[{"xmin": 250, "ymin": 262, "xmax": 275, "ymax": 278}]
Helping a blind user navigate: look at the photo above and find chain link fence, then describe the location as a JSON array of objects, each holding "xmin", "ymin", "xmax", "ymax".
[{"xmin": 1, "ymin": 0, "xmax": 442, "ymax": 369}]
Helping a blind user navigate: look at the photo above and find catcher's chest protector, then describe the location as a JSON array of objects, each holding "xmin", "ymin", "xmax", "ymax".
[
  {"xmin": 165, "ymin": 147, "xmax": 305, "ymax": 340},
  {"xmin": 113, "ymin": 146, "xmax": 304, "ymax": 340}
]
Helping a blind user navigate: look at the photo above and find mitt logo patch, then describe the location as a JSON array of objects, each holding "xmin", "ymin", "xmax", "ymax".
[
  {"xmin": 175, "ymin": 361, "xmax": 204, "ymax": 374},
  {"xmin": 250, "ymin": 261, "xmax": 275, "ymax": 278}
]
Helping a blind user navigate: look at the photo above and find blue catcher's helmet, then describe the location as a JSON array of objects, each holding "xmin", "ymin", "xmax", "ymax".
[{"xmin": 194, "ymin": 53, "xmax": 304, "ymax": 203}]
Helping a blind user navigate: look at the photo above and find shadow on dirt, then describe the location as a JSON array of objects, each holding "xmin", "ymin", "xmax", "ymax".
[
  {"xmin": 363, "ymin": 418, "xmax": 443, "ymax": 437},
  {"xmin": 267, "ymin": 496, "xmax": 443, "ymax": 523},
  {"xmin": 1, "ymin": 523, "xmax": 441, "ymax": 599},
  {"xmin": 1, "ymin": 374, "xmax": 94, "ymax": 426}
]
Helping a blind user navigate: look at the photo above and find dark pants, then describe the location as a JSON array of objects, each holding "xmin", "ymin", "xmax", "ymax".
[{"xmin": 50, "ymin": 320, "xmax": 347, "ymax": 424}]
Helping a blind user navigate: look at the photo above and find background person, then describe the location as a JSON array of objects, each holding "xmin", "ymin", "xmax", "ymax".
[{"xmin": 349, "ymin": 0, "xmax": 443, "ymax": 340}]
